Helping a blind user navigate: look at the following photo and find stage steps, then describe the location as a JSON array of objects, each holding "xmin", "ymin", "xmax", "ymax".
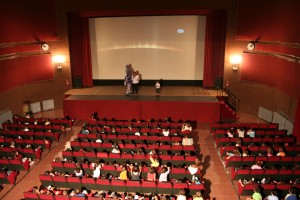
[{"xmin": 220, "ymin": 100, "xmax": 238, "ymax": 122}]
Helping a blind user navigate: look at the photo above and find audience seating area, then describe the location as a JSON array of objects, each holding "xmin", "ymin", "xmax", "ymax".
[
  {"xmin": 211, "ymin": 122, "xmax": 299, "ymax": 198},
  {"xmin": 0, "ymin": 116, "xmax": 73, "ymax": 187},
  {"xmin": 22, "ymin": 118, "xmax": 204, "ymax": 200}
]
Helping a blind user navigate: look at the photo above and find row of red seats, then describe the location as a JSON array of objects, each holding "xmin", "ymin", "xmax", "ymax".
[
  {"xmin": 62, "ymin": 151, "xmax": 197, "ymax": 166},
  {"xmin": 13, "ymin": 117, "xmax": 73, "ymax": 127},
  {"xmin": 0, "ymin": 158, "xmax": 30, "ymax": 171},
  {"xmin": 51, "ymin": 162, "xmax": 200, "ymax": 180},
  {"xmin": 0, "ymin": 147, "xmax": 42, "ymax": 159},
  {"xmin": 77, "ymin": 133, "xmax": 184, "ymax": 144},
  {"xmin": 231, "ymin": 167, "xmax": 300, "ymax": 180},
  {"xmin": 210, "ymin": 122, "xmax": 279, "ymax": 131},
  {"xmin": 219, "ymin": 145, "xmax": 300, "ymax": 156},
  {"xmin": 225, "ymin": 155, "xmax": 300, "ymax": 168},
  {"xmin": 38, "ymin": 174, "xmax": 204, "ymax": 195},
  {"xmin": 87, "ymin": 120, "xmax": 184, "ymax": 129},
  {"xmin": 215, "ymin": 136, "xmax": 295, "ymax": 147},
  {"xmin": 0, "ymin": 170, "xmax": 18, "ymax": 185},
  {"xmin": 70, "ymin": 141, "xmax": 195, "ymax": 152},
  {"xmin": 85, "ymin": 126, "xmax": 185, "ymax": 134},
  {"xmin": 2, "ymin": 123, "xmax": 65, "ymax": 134},
  {"xmin": 1, "ymin": 130, "xmax": 60, "ymax": 141},
  {"xmin": 212, "ymin": 129, "xmax": 287, "ymax": 138},
  {"xmin": 238, "ymin": 182, "xmax": 300, "ymax": 196},
  {"xmin": 0, "ymin": 138, "xmax": 51, "ymax": 149}
]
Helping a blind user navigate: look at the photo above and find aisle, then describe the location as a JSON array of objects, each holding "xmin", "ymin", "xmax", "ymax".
[{"xmin": 196, "ymin": 123, "xmax": 238, "ymax": 200}]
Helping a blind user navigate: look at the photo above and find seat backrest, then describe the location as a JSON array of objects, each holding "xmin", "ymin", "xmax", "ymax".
[{"xmin": 23, "ymin": 192, "xmax": 39, "ymax": 199}]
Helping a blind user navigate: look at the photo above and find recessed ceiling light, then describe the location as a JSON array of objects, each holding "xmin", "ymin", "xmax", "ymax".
[{"xmin": 177, "ymin": 28, "xmax": 184, "ymax": 34}]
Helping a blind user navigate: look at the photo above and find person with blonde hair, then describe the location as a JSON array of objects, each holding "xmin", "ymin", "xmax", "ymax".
[{"xmin": 193, "ymin": 191, "xmax": 204, "ymax": 200}]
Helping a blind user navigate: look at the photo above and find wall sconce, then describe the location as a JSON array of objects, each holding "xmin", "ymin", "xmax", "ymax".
[
  {"xmin": 52, "ymin": 55, "xmax": 65, "ymax": 70},
  {"xmin": 230, "ymin": 55, "xmax": 242, "ymax": 71}
]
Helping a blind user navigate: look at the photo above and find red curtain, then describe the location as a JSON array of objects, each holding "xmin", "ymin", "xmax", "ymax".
[
  {"xmin": 68, "ymin": 15, "xmax": 93, "ymax": 87},
  {"xmin": 203, "ymin": 11, "xmax": 226, "ymax": 88},
  {"xmin": 293, "ymin": 98, "xmax": 300, "ymax": 142}
]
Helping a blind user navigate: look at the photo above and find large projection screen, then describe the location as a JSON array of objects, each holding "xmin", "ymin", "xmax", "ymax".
[{"xmin": 89, "ymin": 16, "xmax": 206, "ymax": 80}]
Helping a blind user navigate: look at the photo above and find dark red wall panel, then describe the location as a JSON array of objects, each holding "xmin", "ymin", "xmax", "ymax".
[
  {"xmin": 241, "ymin": 53, "xmax": 300, "ymax": 98},
  {"xmin": 0, "ymin": 54, "xmax": 54, "ymax": 93},
  {"xmin": 236, "ymin": 0, "xmax": 300, "ymax": 43},
  {"xmin": 0, "ymin": 0, "xmax": 58, "ymax": 43}
]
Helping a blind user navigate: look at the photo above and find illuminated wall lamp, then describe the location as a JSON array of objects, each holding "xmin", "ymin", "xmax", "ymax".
[
  {"xmin": 230, "ymin": 55, "xmax": 242, "ymax": 71},
  {"xmin": 53, "ymin": 55, "xmax": 65, "ymax": 70}
]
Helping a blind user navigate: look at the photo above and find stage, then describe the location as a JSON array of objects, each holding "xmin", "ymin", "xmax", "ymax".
[{"xmin": 63, "ymin": 86, "xmax": 220, "ymax": 122}]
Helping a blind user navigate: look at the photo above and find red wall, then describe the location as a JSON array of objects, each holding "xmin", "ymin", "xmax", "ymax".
[
  {"xmin": 236, "ymin": 0, "xmax": 300, "ymax": 43},
  {"xmin": 0, "ymin": 54, "xmax": 54, "ymax": 93},
  {"xmin": 0, "ymin": 0, "xmax": 58, "ymax": 93},
  {"xmin": 0, "ymin": 0, "xmax": 58, "ymax": 43}
]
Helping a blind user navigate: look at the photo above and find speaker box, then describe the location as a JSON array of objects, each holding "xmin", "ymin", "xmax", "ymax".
[
  {"xmin": 214, "ymin": 77, "xmax": 223, "ymax": 89},
  {"xmin": 73, "ymin": 76, "xmax": 82, "ymax": 88}
]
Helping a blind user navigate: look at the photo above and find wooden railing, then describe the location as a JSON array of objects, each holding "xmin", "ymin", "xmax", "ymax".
[{"xmin": 217, "ymin": 88, "xmax": 240, "ymax": 112}]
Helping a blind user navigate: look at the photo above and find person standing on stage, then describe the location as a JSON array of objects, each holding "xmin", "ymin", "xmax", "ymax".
[
  {"xmin": 124, "ymin": 64, "xmax": 133, "ymax": 95},
  {"xmin": 132, "ymin": 71, "xmax": 140, "ymax": 94},
  {"xmin": 155, "ymin": 80, "xmax": 160, "ymax": 97}
]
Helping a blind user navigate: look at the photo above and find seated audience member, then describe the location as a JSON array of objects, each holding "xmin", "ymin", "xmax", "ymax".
[
  {"xmin": 149, "ymin": 151, "xmax": 160, "ymax": 167},
  {"xmin": 162, "ymin": 128, "xmax": 170, "ymax": 136},
  {"xmin": 242, "ymin": 149, "xmax": 251, "ymax": 157},
  {"xmin": 137, "ymin": 147, "xmax": 146, "ymax": 155},
  {"xmin": 44, "ymin": 119, "xmax": 51, "ymax": 125},
  {"xmin": 193, "ymin": 191, "xmax": 204, "ymax": 200},
  {"xmin": 276, "ymin": 147, "xmax": 286, "ymax": 157},
  {"xmin": 14, "ymin": 150, "xmax": 24, "ymax": 160},
  {"xmin": 182, "ymin": 122, "xmax": 192, "ymax": 133},
  {"xmin": 265, "ymin": 190, "xmax": 279, "ymax": 200},
  {"xmin": 188, "ymin": 158, "xmax": 203, "ymax": 177},
  {"xmin": 267, "ymin": 147, "xmax": 274, "ymax": 157},
  {"xmin": 237, "ymin": 127, "xmax": 245, "ymax": 138},
  {"xmin": 74, "ymin": 188, "xmax": 86, "ymax": 197},
  {"xmin": 111, "ymin": 144, "xmax": 121, "ymax": 154},
  {"xmin": 111, "ymin": 127, "xmax": 118, "ymax": 134},
  {"xmin": 118, "ymin": 165, "xmax": 128, "ymax": 180},
  {"xmin": 147, "ymin": 167, "xmax": 157, "ymax": 181},
  {"xmin": 246, "ymin": 186, "xmax": 262, "ymax": 200},
  {"xmin": 134, "ymin": 129, "xmax": 141, "ymax": 136},
  {"xmin": 81, "ymin": 126, "xmax": 89, "ymax": 134},
  {"xmin": 95, "ymin": 136, "xmax": 103, "ymax": 143},
  {"xmin": 226, "ymin": 128, "xmax": 235, "ymax": 138},
  {"xmin": 129, "ymin": 164, "xmax": 141, "ymax": 181},
  {"xmin": 159, "ymin": 165, "xmax": 170, "ymax": 182},
  {"xmin": 251, "ymin": 160, "xmax": 264, "ymax": 170},
  {"xmin": 74, "ymin": 167, "xmax": 83, "ymax": 177},
  {"xmin": 23, "ymin": 125, "xmax": 29, "ymax": 132},
  {"xmin": 246, "ymin": 128, "xmax": 256, "ymax": 138},
  {"xmin": 182, "ymin": 135, "xmax": 194, "ymax": 146},
  {"xmin": 284, "ymin": 187, "xmax": 298, "ymax": 200},
  {"xmin": 235, "ymin": 137, "xmax": 243, "ymax": 147},
  {"xmin": 9, "ymin": 141, "xmax": 16, "ymax": 148},
  {"xmin": 92, "ymin": 162, "xmax": 102, "ymax": 178},
  {"xmin": 177, "ymin": 189, "xmax": 187, "ymax": 200},
  {"xmin": 226, "ymin": 147, "xmax": 242, "ymax": 159}
]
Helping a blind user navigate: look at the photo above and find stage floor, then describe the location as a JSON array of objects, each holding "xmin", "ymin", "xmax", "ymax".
[
  {"xmin": 64, "ymin": 86, "xmax": 220, "ymax": 122},
  {"xmin": 65, "ymin": 86, "xmax": 218, "ymax": 99}
]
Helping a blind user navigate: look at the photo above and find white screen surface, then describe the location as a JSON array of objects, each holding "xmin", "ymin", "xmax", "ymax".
[{"xmin": 89, "ymin": 15, "xmax": 206, "ymax": 80}]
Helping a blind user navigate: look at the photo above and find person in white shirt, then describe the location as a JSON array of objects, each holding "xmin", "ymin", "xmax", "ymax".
[
  {"xmin": 182, "ymin": 122, "xmax": 192, "ymax": 133},
  {"xmin": 92, "ymin": 163, "xmax": 102, "ymax": 178},
  {"xmin": 237, "ymin": 128, "xmax": 245, "ymax": 138},
  {"xmin": 155, "ymin": 81, "xmax": 160, "ymax": 97},
  {"xmin": 74, "ymin": 167, "xmax": 83, "ymax": 177},
  {"xmin": 159, "ymin": 166, "xmax": 170, "ymax": 182},
  {"xmin": 131, "ymin": 71, "xmax": 140, "ymax": 94},
  {"xmin": 162, "ymin": 128, "xmax": 170, "ymax": 136}
]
